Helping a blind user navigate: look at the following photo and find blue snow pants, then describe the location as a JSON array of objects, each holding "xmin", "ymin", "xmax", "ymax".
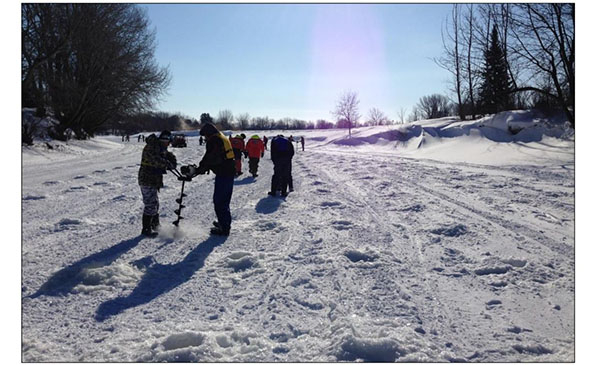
[{"xmin": 213, "ymin": 175, "xmax": 234, "ymax": 230}]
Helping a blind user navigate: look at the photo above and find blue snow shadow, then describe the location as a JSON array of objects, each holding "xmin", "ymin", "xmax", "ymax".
[
  {"xmin": 29, "ymin": 236, "xmax": 144, "ymax": 298},
  {"xmin": 234, "ymin": 176, "xmax": 255, "ymax": 186},
  {"xmin": 95, "ymin": 235, "xmax": 227, "ymax": 322},
  {"xmin": 255, "ymin": 196, "xmax": 284, "ymax": 214}
]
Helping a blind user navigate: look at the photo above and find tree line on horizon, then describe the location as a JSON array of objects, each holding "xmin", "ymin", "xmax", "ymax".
[{"xmin": 22, "ymin": 3, "xmax": 574, "ymax": 145}]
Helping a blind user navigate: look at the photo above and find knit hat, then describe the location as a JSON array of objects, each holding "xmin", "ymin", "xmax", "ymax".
[{"xmin": 158, "ymin": 130, "xmax": 171, "ymax": 141}]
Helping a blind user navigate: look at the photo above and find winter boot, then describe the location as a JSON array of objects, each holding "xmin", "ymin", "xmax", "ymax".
[
  {"xmin": 151, "ymin": 214, "xmax": 160, "ymax": 232},
  {"xmin": 141, "ymin": 214, "xmax": 157, "ymax": 237},
  {"xmin": 213, "ymin": 221, "xmax": 221, "ymax": 228},
  {"xmin": 210, "ymin": 226, "xmax": 230, "ymax": 236}
]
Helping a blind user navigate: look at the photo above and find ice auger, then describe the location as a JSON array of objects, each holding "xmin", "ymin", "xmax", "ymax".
[{"xmin": 167, "ymin": 164, "xmax": 198, "ymax": 226}]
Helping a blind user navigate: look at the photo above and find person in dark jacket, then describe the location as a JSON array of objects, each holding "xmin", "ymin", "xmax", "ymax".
[
  {"xmin": 138, "ymin": 130, "xmax": 177, "ymax": 236},
  {"xmin": 268, "ymin": 135, "xmax": 295, "ymax": 197},
  {"xmin": 198, "ymin": 123, "xmax": 236, "ymax": 236}
]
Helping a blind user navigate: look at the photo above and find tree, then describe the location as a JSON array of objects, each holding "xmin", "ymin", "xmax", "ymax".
[
  {"xmin": 367, "ymin": 108, "xmax": 388, "ymax": 126},
  {"xmin": 460, "ymin": 4, "xmax": 478, "ymax": 119},
  {"xmin": 332, "ymin": 91, "xmax": 360, "ymax": 137},
  {"xmin": 236, "ymin": 113, "xmax": 250, "ymax": 130},
  {"xmin": 200, "ymin": 113, "xmax": 214, "ymax": 125},
  {"xmin": 397, "ymin": 107, "xmax": 406, "ymax": 124},
  {"xmin": 216, "ymin": 109, "xmax": 234, "ymax": 130},
  {"xmin": 316, "ymin": 119, "xmax": 334, "ymax": 129},
  {"xmin": 435, "ymin": 4, "xmax": 465, "ymax": 120},
  {"xmin": 415, "ymin": 94, "xmax": 452, "ymax": 119},
  {"xmin": 509, "ymin": 4, "xmax": 574, "ymax": 127},
  {"xmin": 22, "ymin": 4, "xmax": 170, "ymax": 140},
  {"xmin": 479, "ymin": 25, "xmax": 512, "ymax": 114}
]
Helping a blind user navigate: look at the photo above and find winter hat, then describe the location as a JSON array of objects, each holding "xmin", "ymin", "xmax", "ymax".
[
  {"xmin": 158, "ymin": 130, "xmax": 172, "ymax": 141},
  {"xmin": 199, "ymin": 123, "xmax": 218, "ymax": 137},
  {"xmin": 240, "ymin": 133, "xmax": 246, "ymax": 139}
]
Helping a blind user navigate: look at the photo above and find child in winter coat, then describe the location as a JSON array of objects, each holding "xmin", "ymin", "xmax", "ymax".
[{"xmin": 138, "ymin": 130, "xmax": 177, "ymax": 236}]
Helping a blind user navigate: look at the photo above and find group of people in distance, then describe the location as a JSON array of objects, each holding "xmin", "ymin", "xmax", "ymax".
[{"xmin": 137, "ymin": 122, "xmax": 302, "ymax": 237}]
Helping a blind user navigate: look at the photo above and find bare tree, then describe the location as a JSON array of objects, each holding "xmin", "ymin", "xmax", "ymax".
[
  {"xmin": 416, "ymin": 94, "xmax": 452, "ymax": 119},
  {"xmin": 367, "ymin": 108, "xmax": 388, "ymax": 126},
  {"xmin": 236, "ymin": 113, "xmax": 250, "ymax": 130},
  {"xmin": 22, "ymin": 4, "xmax": 170, "ymax": 139},
  {"xmin": 460, "ymin": 4, "xmax": 478, "ymax": 119},
  {"xmin": 508, "ymin": 4, "xmax": 574, "ymax": 127},
  {"xmin": 397, "ymin": 107, "xmax": 406, "ymax": 124},
  {"xmin": 435, "ymin": 4, "xmax": 465, "ymax": 120},
  {"xmin": 216, "ymin": 109, "xmax": 234, "ymax": 130},
  {"xmin": 332, "ymin": 91, "xmax": 361, "ymax": 137}
]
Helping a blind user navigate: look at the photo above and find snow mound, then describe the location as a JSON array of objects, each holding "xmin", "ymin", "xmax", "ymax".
[
  {"xmin": 327, "ymin": 109, "xmax": 572, "ymax": 151},
  {"xmin": 73, "ymin": 262, "xmax": 144, "ymax": 293}
]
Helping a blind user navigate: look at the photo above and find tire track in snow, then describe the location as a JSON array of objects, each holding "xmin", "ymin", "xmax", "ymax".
[{"xmin": 305, "ymin": 152, "xmax": 456, "ymax": 361}]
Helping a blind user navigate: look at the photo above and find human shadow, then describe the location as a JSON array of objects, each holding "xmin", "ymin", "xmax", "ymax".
[
  {"xmin": 29, "ymin": 235, "xmax": 144, "ymax": 299},
  {"xmin": 95, "ymin": 235, "xmax": 227, "ymax": 321},
  {"xmin": 233, "ymin": 176, "xmax": 255, "ymax": 186},
  {"xmin": 255, "ymin": 195, "xmax": 284, "ymax": 214}
]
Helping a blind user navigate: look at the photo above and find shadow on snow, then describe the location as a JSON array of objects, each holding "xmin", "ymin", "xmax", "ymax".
[
  {"xmin": 29, "ymin": 235, "xmax": 145, "ymax": 299},
  {"xmin": 94, "ymin": 235, "xmax": 227, "ymax": 321}
]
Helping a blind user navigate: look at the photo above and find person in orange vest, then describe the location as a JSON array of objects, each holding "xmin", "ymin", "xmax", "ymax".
[
  {"xmin": 229, "ymin": 133, "xmax": 246, "ymax": 176},
  {"xmin": 245, "ymin": 135, "xmax": 265, "ymax": 177}
]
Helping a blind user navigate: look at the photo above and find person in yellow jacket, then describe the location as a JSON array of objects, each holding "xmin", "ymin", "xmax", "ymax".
[{"xmin": 198, "ymin": 123, "xmax": 236, "ymax": 236}]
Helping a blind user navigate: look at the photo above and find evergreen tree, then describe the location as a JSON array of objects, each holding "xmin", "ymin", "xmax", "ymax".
[{"xmin": 479, "ymin": 25, "xmax": 512, "ymax": 114}]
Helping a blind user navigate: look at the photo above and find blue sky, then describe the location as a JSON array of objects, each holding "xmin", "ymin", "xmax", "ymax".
[{"xmin": 143, "ymin": 3, "xmax": 453, "ymax": 122}]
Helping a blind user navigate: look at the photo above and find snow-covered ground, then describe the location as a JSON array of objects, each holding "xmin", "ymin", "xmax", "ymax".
[{"xmin": 21, "ymin": 112, "xmax": 574, "ymax": 362}]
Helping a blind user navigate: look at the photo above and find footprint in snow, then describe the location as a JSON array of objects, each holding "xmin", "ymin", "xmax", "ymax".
[
  {"xmin": 430, "ymin": 224, "xmax": 468, "ymax": 237},
  {"xmin": 320, "ymin": 201, "xmax": 342, "ymax": 208},
  {"xmin": 73, "ymin": 175, "xmax": 86, "ymax": 179},
  {"xmin": 344, "ymin": 249, "xmax": 378, "ymax": 263},
  {"xmin": 65, "ymin": 186, "xmax": 87, "ymax": 192},
  {"xmin": 332, "ymin": 220, "xmax": 353, "ymax": 230},
  {"xmin": 23, "ymin": 195, "xmax": 46, "ymax": 201},
  {"xmin": 43, "ymin": 181, "xmax": 59, "ymax": 186},
  {"xmin": 93, "ymin": 169, "xmax": 108, "ymax": 174}
]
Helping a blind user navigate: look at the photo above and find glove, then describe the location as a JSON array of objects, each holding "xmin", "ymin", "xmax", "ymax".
[
  {"xmin": 166, "ymin": 153, "xmax": 177, "ymax": 169},
  {"xmin": 243, "ymin": 151, "xmax": 248, "ymax": 159}
]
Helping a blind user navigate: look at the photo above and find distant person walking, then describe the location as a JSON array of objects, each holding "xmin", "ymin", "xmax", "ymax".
[
  {"xmin": 199, "ymin": 135, "xmax": 204, "ymax": 146},
  {"xmin": 138, "ymin": 131, "xmax": 177, "ymax": 237},
  {"xmin": 245, "ymin": 135, "xmax": 265, "ymax": 177},
  {"xmin": 198, "ymin": 123, "xmax": 236, "ymax": 236},
  {"xmin": 263, "ymin": 136, "xmax": 268, "ymax": 150},
  {"xmin": 229, "ymin": 134, "xmax": 246, "ymax": 177},
  {"xmin": 268, "ymin": 135, "xmax": 295, "ymax": 197},
  {"xmin": 300, "ymin": 136, "xmax": 305, "ymax": 151}
]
